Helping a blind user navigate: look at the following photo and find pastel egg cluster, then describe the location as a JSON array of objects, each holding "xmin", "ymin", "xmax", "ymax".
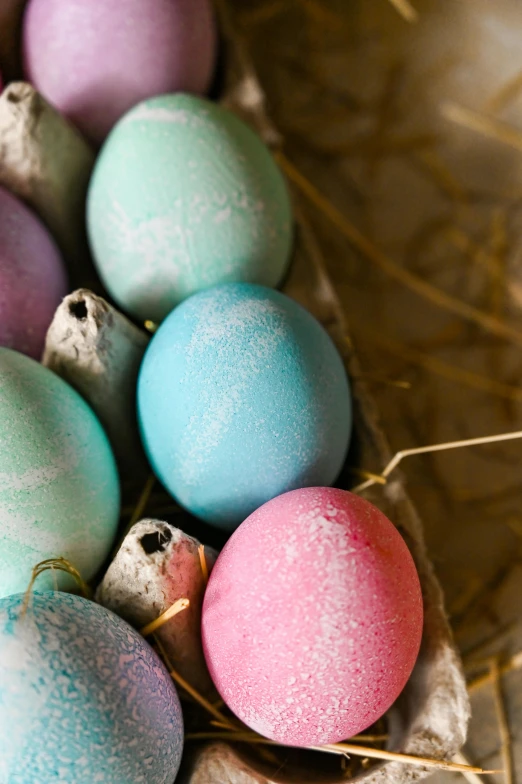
[{"xmin": 0, "ymin": 3, "xmax": 425, "ymax": 782}]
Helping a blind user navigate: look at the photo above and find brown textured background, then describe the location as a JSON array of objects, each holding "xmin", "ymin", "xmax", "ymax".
[{"xmin": 234, "ymin": 1, "xmax": 522, "ymax": 781}]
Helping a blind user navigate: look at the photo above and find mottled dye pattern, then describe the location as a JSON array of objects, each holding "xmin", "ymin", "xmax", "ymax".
[
  {"xmin": 202, "ymin": 487, "xmax": 424, "ymax": 746},
  {"xmin": 138, "ymin": 284, "xmax": 351, "ymax": 529},
  {"xmin": 0, "ymin": 349, "xmax": 120, "ymax": 598},
  {"xmin": 23, "ymin": 0, "xmax": 216, "ymax": 143},
  {"xmin": 0, "ymin": 186, "xmax": 67, "ymax": 359},
  {"xmin": 0, "ymin": 592, "xmax": 183, "ymax": 783},
  {"xmin": 87, "ymin": 95, "xmax": 293, "ymax": 322}
]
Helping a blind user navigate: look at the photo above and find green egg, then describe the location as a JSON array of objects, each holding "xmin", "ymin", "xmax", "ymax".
[
  {"xmin": 0, "ymin": 349, "xmax": 120, "ymax": 598},
  {"xmin": 87, "ymin": 93, "xmax": 294, "ymax": 323}
]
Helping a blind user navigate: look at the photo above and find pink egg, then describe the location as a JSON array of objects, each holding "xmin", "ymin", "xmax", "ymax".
[
  {"xmin": 0, "ymin": 187, "xmax": 67, "ymax": 359},
  {"xmin": 22, "ymin": 0, "xmax": 217, "ymax": 144},
  {"xmin": 202, "ymin": 487, "xmax": 423, "ymax": 747}
]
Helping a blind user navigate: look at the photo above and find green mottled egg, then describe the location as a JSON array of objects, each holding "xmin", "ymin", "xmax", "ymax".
[
  {"xmin": 0, "ymin": 349, "xmax": 120, "ymax": 599},
  {"xmin": 87, "ymin": 94, "xmax": 293, "ymax": 323}
]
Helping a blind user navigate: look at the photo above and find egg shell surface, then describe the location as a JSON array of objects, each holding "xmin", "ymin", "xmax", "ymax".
[
  {"xmin": 87, "ymin": 94, "xmax": 293, "ymax": 322},
  {"xmin": 0, "ymin": 348, "xmax": 120, "ymax": 599},
  {"xmin": 0, "ymin": 591, "xmax": 183, "ymax": 784},
  {"xmin": 22, "ymin": 0, "xmax": 217, "ymax": 144},
  {"xmin": 0, "ymin": 186, "xmax": 67, "ymax": 359},
  {"xmin": 202, "ymin": 487, "xmax": 424, "ymax": 746},
  {"xmin": 137, "ymin": 284, "xmax": 352, "ymax": 529}
]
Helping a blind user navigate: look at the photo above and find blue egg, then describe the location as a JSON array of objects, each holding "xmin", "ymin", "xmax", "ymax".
[
  {"xmin": 138, "ymin": 283, "xmax": 352, "ymax": 529},
  {"xmin": 0, "ymin": 592, "xmax": 183, "ymax": 784}
]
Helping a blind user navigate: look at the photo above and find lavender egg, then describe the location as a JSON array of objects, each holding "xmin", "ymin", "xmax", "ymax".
[
  {"xmin": 0, "ymin": 592, "xmax": 184, "ymax": 783},
  {"xmin": 0, "ymin": 187, "xmax": 67, "ymax": 359},
  {"xmin": 22, "ymin": 0, "xmax": 217, "ymax": 143}
]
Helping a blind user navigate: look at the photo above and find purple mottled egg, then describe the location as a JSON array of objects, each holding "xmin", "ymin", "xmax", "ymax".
[
  {"xmin": 0, "ymin": 187, "xmax": 67, "ymax": 359},
  {"xmin": 22, "ymin": 0, "xmax": 217, "ymax": 144}
]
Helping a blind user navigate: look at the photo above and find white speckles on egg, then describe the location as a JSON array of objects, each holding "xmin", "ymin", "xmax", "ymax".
[
  {"xmin": 0, "ymin": 349, "xmax": 120, "ymax": 598},
  {"xmin": 202, "ymin": 487, "xmax": 424, "ymax": 746},
  {"xmin": 138, "ymin": 284, "xmax": 352, "ymax": 528},
  {"xmin": 88, "ymin": 95, "xmax": 294, "ymax": 322},
  {"xmin": 0, "ymin": 592, "xmax": 183, "ymax": 783}
]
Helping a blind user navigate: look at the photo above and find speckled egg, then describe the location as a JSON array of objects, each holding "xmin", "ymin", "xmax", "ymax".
[
  {"xmin": 22, "ymin": 0, "xmax": 217, "ymax": 144},
  {"xmin": 138, "ymin": 284, "xmax": 351, "ymax": 529},
  {"xmin": 202, "ymin": 487, "xmax": 424, "ymax": 747},
  {"xmin": 0, "ymin": 187, "xmax": 67, "ymax": 359},
  {"xmin": 0, "ymin": 591, "xmax": 183, "ymax": 783},
  {"xmin": 0, "ymin": 349, "xmax": 120, "ymax": 599},
  {"xmin": 87, "ymin": 94, "xmax": 293, "ymax": 322}
]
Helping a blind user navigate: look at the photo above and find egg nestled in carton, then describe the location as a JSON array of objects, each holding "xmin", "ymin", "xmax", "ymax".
[
  {"xmin": 0, "ymin": 591, "xmax": 184, "ymax": 783},
  {"xmin": 0, "ymin": 3, "xmax": 468, "ymax": 783},
  {"xmin": 22, "ymin": 0, "xmax": 217, "ymax": 144},
  {"xmin": 0, "ymin": 185, "xmax": 67, "ymax": 358},
  {"xmin": 137, "ymin": 283, "xmax": 352, "ymax": 529},
  {"xmin": 202, "ymin": 488, "xmax": 423, "ymax": 748},
  {"xmin": 87, "ymin": 94, "xmax": 294, "ymax": 322},
  {"xmin": 0, "ymin": 348, "xmax": 120, "ymax": 599}
]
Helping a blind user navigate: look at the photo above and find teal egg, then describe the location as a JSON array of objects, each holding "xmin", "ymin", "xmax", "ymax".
[
  {"xmin": 0, "ymin": 592, "xmax": 183, "ymax": 783},
  {"xmin": 0, "ymin": 349, "xmax": 120, "ymax": 598},
  {"xmin": 87, "ymin": 93, "xmax": 293, "ymax": 323},
  {"xmin": 138, "ymin": 284, "xmax": 352, "ymax": 529}
]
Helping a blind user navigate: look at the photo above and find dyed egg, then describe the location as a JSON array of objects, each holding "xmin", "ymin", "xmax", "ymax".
[
  {"xmin": 0, "ymin": 349, "xmax": 120, "ymax": 599},
  {"xmin": 0, "ymin": 186, "xmax": 67, "ymax": 359},
  {"xmin": 87, "ymin": 95, "xmax": 293, "ymax": 322},
  {"xmin": 0, "ymin": 591, "xmax": 183, "ymax": 783},
  {"xmin": 202, "ymin": 487, "xmax": 424, "ymax": 746},
  {"xmin": 22, "ymin": 0, "xmax": 217, "ymax": 144},
  {"xmin": 138, "ymin": 284, "xmax": 351, "ymax": 529}
]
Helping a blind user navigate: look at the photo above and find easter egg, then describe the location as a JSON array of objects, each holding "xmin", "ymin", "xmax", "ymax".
[
  {"xmin": 22, "ymin": 0, "xmax": 217, "ymax": 144},
  {"xmin": 0, "ymin": 349, "xmax": 120, "ymax": 599},
  {"xmin": 138, "ymin": 284, "xmax": 351, "ymax": 529},
  {"xmin": 87, "ymin": 94, "xmax": 293, "ymax": 323},
  {"xmin": 0, "ymin": 591, "xmax": 183, "ymax": 783},
  {"xmin": 202, "ymin": 487, "xmax": 424, "ymax": 746},
  {"xmin": 0, "ymin": 186, "xmax": 67, "ymax": 359}
]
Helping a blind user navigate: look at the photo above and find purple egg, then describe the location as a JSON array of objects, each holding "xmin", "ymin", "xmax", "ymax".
[
  {"xmin": 22, "ymin": 0, "xmax": 218, "ymax": 144},
  {"xmin": 0, "ymin": 187, "xmax": 67, "ymax": 359}
]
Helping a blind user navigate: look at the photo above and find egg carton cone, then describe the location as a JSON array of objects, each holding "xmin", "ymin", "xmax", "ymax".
[
  {"xmin": 0, "ymin": 80, "xmax": 96, "ymax": 285},
  {"xmin": 42, "ymin": 288, "xmax": 150, "ymax": 477},
  {"xmin": 0, "ymin": 1, "xmax": 469, "ymax": 782},
  {"xmin": 96, "ymin": 519, "xmax": 219, "ymax": 700}
]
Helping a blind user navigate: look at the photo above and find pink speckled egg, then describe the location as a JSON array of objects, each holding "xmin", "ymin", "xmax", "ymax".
[
  {"xmin": 22, "ymin": 0, "xmax": 217, "ymax": 144},
  {"xmin": 202, "ymin": 487, "xmax": 423, "ymax": 747},
  {"xmin": 0, "ymin": 187, "xmax": 67, "ymax": 359}
]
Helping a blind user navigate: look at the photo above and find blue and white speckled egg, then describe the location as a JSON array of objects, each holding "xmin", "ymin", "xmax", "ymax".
[
  {"xmin": 137, "ymin": 283, "xmax": 352, "ymax": 529},
  {"xmin": 87, "ymin": 94, "xmax": 293, "ymax": 323},
  {"xmin": 0, "ymin": 348, "xmax": 120, "ymax": 598},
  {"xmin": 0, "ymin": 591, "xmax": 183, "ymax": 784}
]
